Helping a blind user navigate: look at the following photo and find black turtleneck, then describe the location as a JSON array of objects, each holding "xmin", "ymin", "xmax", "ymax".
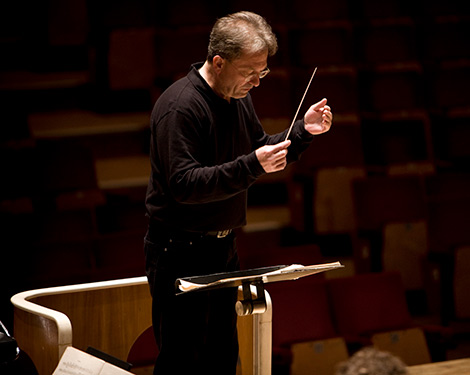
[{"xmin": 145, "ymin": 63, "xmax": 313, "ymax": 231}]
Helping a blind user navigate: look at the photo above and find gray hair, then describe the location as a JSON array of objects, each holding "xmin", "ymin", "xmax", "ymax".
[
  {"xmin": 207, "ymin": 11, "xmax": 278, "ymax": 61},
  {"xmin": 336, "ymin": 347, "xmax": 409, "ymax": 375}
]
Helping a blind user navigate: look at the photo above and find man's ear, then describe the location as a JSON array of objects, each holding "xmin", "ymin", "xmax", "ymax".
[{"xmin": 212, "ymin": 55, "xmax": 224, "ymax": 74}]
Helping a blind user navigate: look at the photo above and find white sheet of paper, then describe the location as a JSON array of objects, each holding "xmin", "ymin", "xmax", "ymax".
[{"xmin": 53, "ymin": 346, "xmax": 133, "ymax": 375}]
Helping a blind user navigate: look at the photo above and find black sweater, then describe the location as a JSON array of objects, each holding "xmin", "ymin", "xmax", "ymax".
[{"xmin": 145, "ymin": 63, "xmax": 314, "ymax": 232}]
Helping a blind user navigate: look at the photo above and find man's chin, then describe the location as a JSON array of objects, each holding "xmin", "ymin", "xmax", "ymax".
[{"xmin": 234, "ymin": 90, "xmax": 250, "ymax": 98}]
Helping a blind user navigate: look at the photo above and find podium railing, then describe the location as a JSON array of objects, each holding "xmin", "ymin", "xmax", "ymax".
[{"xmin": 11, "ymin": 276, "xmax": 272, "ymax": 375}]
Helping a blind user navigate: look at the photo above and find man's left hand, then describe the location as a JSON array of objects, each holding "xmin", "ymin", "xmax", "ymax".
[{"xmin": 304, "ymin": 98, "xmax": 333, "ymax": 135}]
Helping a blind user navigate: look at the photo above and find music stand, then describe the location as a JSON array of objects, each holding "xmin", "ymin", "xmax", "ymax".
[{"xmin": 176, "ymin": 262, "xmax": 343, "ymax": 316}]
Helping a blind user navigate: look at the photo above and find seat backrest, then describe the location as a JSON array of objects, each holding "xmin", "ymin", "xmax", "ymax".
[
  {"xmin": 327, "ymin": 272, "xmax": 413, "ymax": 337},
  {"xmin": 314, "ymin": 166, "xmax": 366, "ymax": 234},
  {"xmin": 372, "ymin": 327, "xmax": 431, "ymax": 365},
  {"xmin": 290, "ymin": 337, "xmax": 349, "ymax": 375},
  {"xmin": 454, "ymin": 246, "xmax": 470, "ymax": 320},
  {"xmin": 264, "ymin": 244, "xmax": 324, "ymax": 269},
  {"xmin": 353, "ymin": 175, "xmax": 426, "ymax": 231},
  {"xmin": 267, "ymin": 278, "xmax": 337, "ymax": 347},
  {"xmin": 382, "ymin": 220, "xmax": 428, "ymax": 290},
  {"xmin": 126, "ymin": 326, "xmax": 157, "ymax": 369}
]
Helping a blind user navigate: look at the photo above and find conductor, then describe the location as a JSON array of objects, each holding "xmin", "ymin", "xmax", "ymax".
[{"xmin": 144, "ymin": 10, "xmax": 333, "ymax": 375}]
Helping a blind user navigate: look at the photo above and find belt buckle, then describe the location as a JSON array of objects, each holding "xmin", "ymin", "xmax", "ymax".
[{"xmin": 217, "ymin": 230, "xmax": 230, "ymax": 238}]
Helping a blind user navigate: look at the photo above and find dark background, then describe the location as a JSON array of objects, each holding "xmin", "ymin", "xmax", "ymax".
[{"xmin": 1, "ymin": 0, "xmax": 470, "ymax": 364}]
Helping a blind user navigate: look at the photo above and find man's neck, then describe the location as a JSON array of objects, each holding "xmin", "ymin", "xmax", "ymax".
[{"xmin": 199, "ymin": 61, "xmax": 230, "ymax": 102}]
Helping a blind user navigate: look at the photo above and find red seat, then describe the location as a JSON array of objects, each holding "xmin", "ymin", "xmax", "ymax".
[
  {"xmin": 267, "ymin": 278, "xmax": 338, "ymax": 372},
  {"xmin": 361, "ymin": 114, "xmax": 431, "ymax": 166},
  {"xmin": 264, "ymin": 244, "xmax": 324, "ymax": 269},
  {"xmin": 288, "ymin": 23, "xmax": 354, "ymax": 68},
  {"xmin": 127, "ymin": 326, "xmax": 158, "ymax": 370},
  {"xmin": 327, "ymin": 271, "xmax": 453, "ymax": 362},
  {"xmin": 268, "ymin": 279, "xmax": 337, "ymax": 346},
  {"xmin": 352, "ymin": 175, "xmax": 427, "ymax": 232},
  {"xmin": 327, "ymin": 272, "xmax": 413, "ymax": 339},
  {"xmin": 356, "ymin": 18, "xmax": 419, "ymax": 66},
  {"xmin": 359, "ymin": 63, "xmax": 425, "ymax": 113},
  {"xmin": 427, "ymin": 61, "xmax": 470, "ymax": 111}
]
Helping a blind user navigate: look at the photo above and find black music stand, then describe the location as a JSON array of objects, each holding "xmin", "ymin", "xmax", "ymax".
[{"xmin": 176, "ymin": 262, "xmax": 343, "ymax": 316}]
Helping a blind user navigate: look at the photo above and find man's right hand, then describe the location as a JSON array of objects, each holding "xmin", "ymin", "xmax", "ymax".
[{"xmin": 255, "ymin": 140, "xmax": 291, "ymax": 173}]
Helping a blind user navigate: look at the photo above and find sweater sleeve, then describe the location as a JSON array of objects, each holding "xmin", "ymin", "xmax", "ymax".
[{"xmin": 154, "ymin": 109, "xmax": 265, "ymax": 204}]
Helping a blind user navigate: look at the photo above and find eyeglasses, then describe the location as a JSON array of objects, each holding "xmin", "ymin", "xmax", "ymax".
[{"xmin": 226, "ymin": 59, "xmax": 270, "ymax": 81}]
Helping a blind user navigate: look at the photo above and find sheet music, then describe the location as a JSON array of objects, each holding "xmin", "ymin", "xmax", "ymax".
[{"xmin": 177, "ymin": 261, "xmax": 343, "ymax": 293}]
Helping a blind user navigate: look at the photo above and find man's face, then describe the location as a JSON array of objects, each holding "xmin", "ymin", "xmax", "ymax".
[{"xmin": 218, "ymin": 50, "xmax": 269, "ymax": 100}]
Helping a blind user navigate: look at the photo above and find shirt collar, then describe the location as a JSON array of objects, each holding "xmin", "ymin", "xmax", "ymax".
[{"xmin": 188, "ymin": 62, "xmax": 237, "ymax": 106}]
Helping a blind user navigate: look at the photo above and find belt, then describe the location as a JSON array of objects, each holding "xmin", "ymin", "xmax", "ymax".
[
  {"xmin": 148, "ymin": 220, "xmax": 232, "ymax": 240},
  {"xmin": 206, "ymin": 229, "xmax": 232, "ymax": 238}
]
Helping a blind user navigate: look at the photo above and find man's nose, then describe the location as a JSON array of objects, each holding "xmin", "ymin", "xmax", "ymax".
[{"xmin": 249, "ymin": 75, "xmax": 261, "ymax": 87}]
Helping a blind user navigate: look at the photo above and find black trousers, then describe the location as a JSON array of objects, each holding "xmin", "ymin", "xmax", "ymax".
[{"xmin": 144, "ymin": 223, "xmax": 240, "ymax": 375}]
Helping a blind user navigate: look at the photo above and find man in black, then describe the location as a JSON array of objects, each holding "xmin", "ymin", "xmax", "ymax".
[{"xmin": 144, "ymin": 11, "xmax": 333, "ymax": 375}]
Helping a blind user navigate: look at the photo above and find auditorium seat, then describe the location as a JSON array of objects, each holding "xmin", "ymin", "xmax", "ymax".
[
  {"xmin": 352, "ymin": 174, "xmax": 428, "ymax": 271},
  {"xmin": 327, "ymin": 272, "xmax": 452, "ymax": 361},
  {"xmin": 107, "ymin": 27, "xmax": 157, "ymax": 91},
  {"xmin": 34, "ymin": 139, "xmax": 97, "ymax": 194},
  {"xmin": 421, "ymin": 17, "xmax": 470, "ymax": 63},
  {"xmin": 288, "ymin": 0, "xmax": 352, "ymax": 24},
  {"xmin": 372, "ymin": 327, "xmax": 431, "ymax": 366},
  {"xmin": 314, "ymin": 66, "xmax": 360, "ymax": 114},
  {"xmin": 425, "ymin": 194, "xmax": 470, "ymax": 255},
  {"xmin": 237, "ymin": 230, "xmax": 323, "ymax": 271},
  {"xmin": 431, "ymin": 111, "xmax": 470, "ymax": 169},
  {"xmin": 289, "ymin": 337, "xmax": 349, "ymax": 375},
  {"xmin": 158, "ymin": 0, "xmax": 221, "ymax": 28},
  {"xmin": 447, "ymin": 246, "xmax": 470, "ymax": 358},
  {"xmin": 360, "ymin": 111, "xmax": 432, "ymax": 167},
  {"xmin": 425, "ymin": 172, "xmax": 470, "ymax": 203},
  {"xmin": 294, "ymin": 122, "xmax": 364, "ymax": 173},
  {"xmin": 355, "ymin": 0, "xmax": 411, "ymax": 20},
  {"xmin": 126, "ymin": 326, "xmax": 158, "ymax": 372},
  {"xmin": 29, "ymin": 238, "xmax": 95, "ymax": 288},
  {"xmin": 313, "ymin": 166, "xmax": 366, "ymax": 235},
  {"xmin": 94, "ymin": 155, "xmax": 150, "ymax": 190},
  {"xmin": 426, "ymin": 60, "xmax": 470, "ymax": 111},
  {"xmin": 93, "ymin": 231, "xmax": 147, "ymax": 281},
  {"xmin": 358, "ymin": 62, "xmax": 425, "ymax": 113},
  {"xmin": 154, "ymin": 26, "xmax": 211, "ymax": 81},
  {"xmin": 382, "ymin": 220, "xmax": 428, "ymax": 292},
  {"xmin": 236, "ymin": 227, "xmax": 284, "ymax": 270},
  {"xmin": 453, "ymin": 246, "xmax": 470, "ymax": 323},
  {"xmin": 269, "ymin": 279, "xmax": 336, "ymax": 347},
  {"xmin": 418, "ymin": 0, "xmax": 470, "ymax": 18},
  {"xmin": 289, "ymin": 66, "xmax": 359, "ymax": 118},
  {"xmin": 0, "ymin": 145, "xmax": 37, "ymax": 202},
  {"xmin": 355, "ymin": 18, "xmax": 419, "ymax": 66},
  {"xmin": 352, "ymin": 175, "xmax": 427, "ymax": 232},
  {"xmin": 227, "ymin": 0, "xmax": 288, "ymax": 28},
  {"xmin": 267, "ymin": 278, "xmax": 348, "ymax": 375},
  {"xmin": 265, "ymin": 243, "xmax": 324, "ymax": 269},
  {"xmin": 381, "ymin": 220, "xmax": 440, "ymax": 316},
  {"xmin": 387, "ymin": 161, "xmax": 436, "ymax": 176},
  {"xmin": 288, "ymin": 22, "xmax": 354, "ymax": 68},
  {"xmin": 287, "ymin": 122, "xmax": 364, "ymax": 233},
  {"xmin": 327, "ymin": 272, "xmax": 414, "ymax": 341}
]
